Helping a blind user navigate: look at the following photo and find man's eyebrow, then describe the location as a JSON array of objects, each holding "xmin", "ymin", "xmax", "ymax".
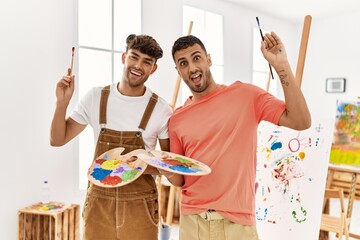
[
  {"xmin": 177, "ymin": 57, "xmax": 186, "ymax": 64},
  {"xmin": 177, "ymin": 51, "xmax": 201, "ymax": 64},
  {"xmin": 129, "ymin": 51, "xmax": 140, "ymax": 57},
  {"xmin": 130, "ymin": 51, "xmax": 155, "ymax": 63},
  {"xmin": 191, "ymin": 51, "xmax": 201, "ymax": 56},
  {"xmin": 144, "ymin": 57, "xmax": 155, "ymax": 63}
]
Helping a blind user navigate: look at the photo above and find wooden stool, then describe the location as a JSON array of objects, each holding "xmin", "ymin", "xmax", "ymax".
[{"xmin": 18, "ymin": 202, "xmax": 80, "ymax": 240}]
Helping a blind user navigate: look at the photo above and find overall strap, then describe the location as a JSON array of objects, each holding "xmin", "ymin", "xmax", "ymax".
[
  {"xmin": 99, "ymin": 85, "xmax": 111, "ymax": 126},
  {"xmin": 138, "ymin": 93, "xmax": 158, "ymax": 131}
]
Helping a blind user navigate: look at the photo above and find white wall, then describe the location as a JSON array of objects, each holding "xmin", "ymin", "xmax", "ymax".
[
  {"xmin": 0, "ymin": 0, "xmax": 79, "ymax": 239},
  {"xmin": 301, "ymin": 12, "xmax": 360, "ymax": 120},
  {"xmin": 143, "ymin": 0, "xmax": 297, "ymax": 103},
  {"xmin": 1, "ymin": 0, "xmax": 359, "ymax": 239}
]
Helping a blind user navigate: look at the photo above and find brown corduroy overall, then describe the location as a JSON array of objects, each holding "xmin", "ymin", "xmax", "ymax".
[{"xmin": 82, "ymin": 85, "xmax": 160, "ymax": 240}]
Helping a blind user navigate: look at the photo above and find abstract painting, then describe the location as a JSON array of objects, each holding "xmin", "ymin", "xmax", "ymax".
[
  {"xmin": 330, "ymin": 100, "xmax": 360, "ymax": 166},
  {"xmin": 255, "ymin": 119, "xmax": 333, "ymax": 240}
]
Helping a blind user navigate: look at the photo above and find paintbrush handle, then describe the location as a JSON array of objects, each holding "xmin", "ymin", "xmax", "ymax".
[
  {"xmin": 256, "ymin": 17, "xmax": 274, "ymax": 79},
  {"xmin": 267, "ymin": 63, "xmax": 274, "ymax": 80},
  {"xmin": 258, "ymin": 29, "xmax": 274, "ymax": 79},
  {"xmin": 259, "ymin": 28, "xmax": 264, "ymax": 41}
]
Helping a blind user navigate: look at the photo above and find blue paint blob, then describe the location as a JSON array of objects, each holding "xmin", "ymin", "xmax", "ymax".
[
  {"xmin": 170, "ymin": 165, "xmax": 200, "ymax": 173},
  {"xmin": 91, "ymin": 168, "xmax": 112, "ymax": 180},
  {"xmin": 187, "ymin": 167, "xmax": 201, "ymax": 173},
  {"xmin": 271, "ymin": 141, "xmax": 282, "ymax": 151}
]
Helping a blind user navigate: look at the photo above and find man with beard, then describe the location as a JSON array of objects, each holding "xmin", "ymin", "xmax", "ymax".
[
  {"xmin": 50, "ymin": 34, "xmax": 182, "ymax": 239},
  {"xmin": 169, "ymin": 32, "xmax": 311, "ymax": 239}
]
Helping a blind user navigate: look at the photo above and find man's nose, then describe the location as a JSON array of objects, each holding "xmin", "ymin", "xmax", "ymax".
[
  {"xmin": 133, "ymin": 61, "xmax": 141, "ymax": 69},
  {"xmin": 188, "ymin": 62, "xmax": 197, "ymax": 73}
]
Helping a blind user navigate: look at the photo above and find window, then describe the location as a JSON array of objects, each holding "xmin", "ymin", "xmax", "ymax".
[
  {"xmin": 77, "ymin": 0, "xmax": 142, "ymax": 190},
  {"xmin": 181, "ymin": 6, "xmax": 224, "ymax": 104},
  {"xmin": 252, "ymin": 27, "xmax": 278, "ymax": 96}
]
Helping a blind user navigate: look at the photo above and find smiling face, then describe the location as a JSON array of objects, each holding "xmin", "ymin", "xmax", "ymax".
[
  {"xmin": 121, "ymin": 49, "xmax": 157, "ymax": 89},
  {"xmin": 173, "ymin": 43, "xmax": 217, "ymax": 100}
]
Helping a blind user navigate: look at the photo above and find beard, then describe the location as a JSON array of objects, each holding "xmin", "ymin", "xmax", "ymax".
[
  {"xmin": 190, "ymin": 82, "xmax": 208, "ymax": 93},
  {"xmin": 128, "ymin": 79, "xmax": 145, "ymax": 88},
  {"xmin": 125, "ymin": 71, "xmax": 148, "ymax": 88},
  {"xmin": 187, "ymin": 69, "xmax": 212, "ymax": 93}
]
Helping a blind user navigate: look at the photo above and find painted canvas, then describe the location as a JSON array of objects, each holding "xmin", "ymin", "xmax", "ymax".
[
  {"xmin": 330, "ymin": 100, "xmax": 360, "ymax": 166},
  {"xmin": 255, "ymin": 119, "xmax": 333, "ymax": 240}
]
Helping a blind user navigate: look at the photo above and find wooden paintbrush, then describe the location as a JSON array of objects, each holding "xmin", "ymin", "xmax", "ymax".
[{"xmin": 69, "ymin": 47, "xmax": 75, "ymax": 75}]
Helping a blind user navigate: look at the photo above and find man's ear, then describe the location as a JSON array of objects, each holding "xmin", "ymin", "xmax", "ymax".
[
  {"xmin": 207, "ymin": 54, "xmax": 212, "ymax": 66},
  {"xmin": 121, "ymin": 52, "xmax": 126, "ymax": 64},
  {"xmin": 151, "ymin": 64, "xmax": 158, "ymax": 74}
]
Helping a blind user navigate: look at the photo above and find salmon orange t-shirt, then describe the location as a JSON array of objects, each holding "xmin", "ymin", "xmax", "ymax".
[{"xmin": 169, "ymin": 81, "xmax": 286, "ymax": 226}]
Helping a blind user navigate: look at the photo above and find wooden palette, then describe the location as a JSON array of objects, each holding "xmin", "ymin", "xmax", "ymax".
[
  {"xmin": 137, "ymin": 150, "xmax": 211, "ymax": 176},
  {"xmin": 87, "ymin": 147, "xmax": 148, "ymax": 188}
]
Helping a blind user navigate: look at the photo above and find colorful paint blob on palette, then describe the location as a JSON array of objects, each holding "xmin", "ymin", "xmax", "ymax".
[
  {"xmin": 90, "ymin": 155, "xmax": 143, "ymax": 186},
  {"xmin": 136, "ymin": 150, "xmax": 211, "ymax": 176},
  {"xmin": 150, "ymin": 156, "xmax": 202, "ymax": 174}
]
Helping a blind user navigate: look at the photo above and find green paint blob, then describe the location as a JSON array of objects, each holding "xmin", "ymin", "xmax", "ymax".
[
  {"xmin": 121, "ymin": 169, "xmax": 137, "ymax": 181},
  {"xmin": 175, "ymin": 156, "xmax": 191, "ymax": 163}
]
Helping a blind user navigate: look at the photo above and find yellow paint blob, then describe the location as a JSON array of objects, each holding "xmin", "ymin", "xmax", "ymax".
[
  {"xmin": 299, "ymin": 152, "xmax": 305, "ymax": 160},
  {"xmin": 101, "ymin": 159, "xmax": 121, "ymax": 170}
]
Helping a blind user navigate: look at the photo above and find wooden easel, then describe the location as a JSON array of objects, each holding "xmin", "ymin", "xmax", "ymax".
[{"xmin": 158, "ymin": 21, "xmax": 194, "ymax": 225}]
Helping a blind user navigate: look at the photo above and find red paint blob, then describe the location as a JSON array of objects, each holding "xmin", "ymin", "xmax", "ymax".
[
  {"xmin": 95, "ymin": 159, "xmax": 106, "ymax": 165},
  {"xmin": 101, "ymin": 175, "xmax": 122, "ymax": 185},
  {"xmin": 162, "ymin": 159, "xmax": 182, "ymax": 166}
]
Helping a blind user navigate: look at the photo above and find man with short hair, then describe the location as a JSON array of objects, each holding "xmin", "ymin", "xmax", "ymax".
[
  {"xmin": 169, "ymin": 32, "xmax": 311, "ymax": 240},
  {"xmin": 50, "ymin": 34, "xmax": 180, "ymax": 239}
]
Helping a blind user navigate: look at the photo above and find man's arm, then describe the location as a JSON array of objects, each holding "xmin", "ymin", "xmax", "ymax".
[
  {"xmin": 261, "ymin": 32, "xmax": 311, "ymax": 130},
  {"xmin": 50, "ymin": 69, "xmax": 86, "ymax": 146},
  {"xmin": 50, "ymin": 115, "xmax": 86, "ymax": 146}
]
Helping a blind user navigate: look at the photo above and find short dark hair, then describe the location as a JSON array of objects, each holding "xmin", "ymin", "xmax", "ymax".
[
  {"xmin": 171, "ymin": 35, "xmax": 207, "ymax": 60},
  {"xmin": 126, "ymin": 34, "xmax": 163, "ymax": 60}
]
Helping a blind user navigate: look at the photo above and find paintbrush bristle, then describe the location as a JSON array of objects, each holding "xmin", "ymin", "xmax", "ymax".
[{"xmin": 72, "ymin": 47, "xmax": 75, "ymax": 56}]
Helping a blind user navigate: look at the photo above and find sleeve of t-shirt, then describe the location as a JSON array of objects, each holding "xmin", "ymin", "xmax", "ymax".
[
  {"xmin": 254, "ymin": 87, "xmax": 286, "ymax": 125},
  {"xmin": 69, "ymin": 88, "xmax": 94, "ymax": 125},
  {"xmin": 157, "ymin": 102, "xmax": 173, "ymax": 140},
  {"xmin": 169, "ymin": 117, "xmax": 185, "ymax": 155}
]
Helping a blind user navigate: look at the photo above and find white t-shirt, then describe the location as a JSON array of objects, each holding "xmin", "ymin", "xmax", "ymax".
[{"xmin": 70, "ymin": 83, "xmax": 172, "ymax": 150}]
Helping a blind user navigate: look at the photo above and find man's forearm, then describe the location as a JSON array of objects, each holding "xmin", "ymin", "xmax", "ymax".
[{"xmin": 276, "ymin": 63, "xmax": 311, "ymax": 130}]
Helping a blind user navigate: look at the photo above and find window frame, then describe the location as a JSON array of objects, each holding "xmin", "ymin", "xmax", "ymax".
[{"xmin": 75, "ymin": 0, "xmax": 142, "ymax": 191}]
